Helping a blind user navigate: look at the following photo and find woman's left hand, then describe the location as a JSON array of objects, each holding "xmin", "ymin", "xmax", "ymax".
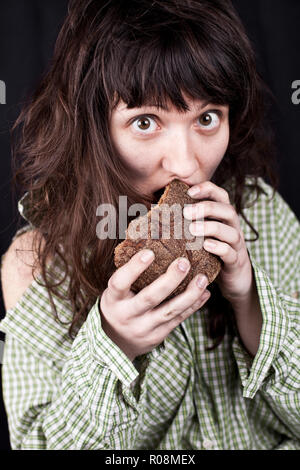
[{"xmin": 183, "ymin": 180, "xmax": 253, "ymax": 303}]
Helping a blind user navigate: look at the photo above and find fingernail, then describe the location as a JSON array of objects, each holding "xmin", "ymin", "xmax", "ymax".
[
  {"xmin": 178, "ymin": 258, "xmax": 190, "ymax": 272},
  {"xmin": 140, "ymin": 250, "xmax": 154, "ymax": 263},
  {"xmin": 197, "ymin": 274, "xmax": 208, "ymax": 289}
]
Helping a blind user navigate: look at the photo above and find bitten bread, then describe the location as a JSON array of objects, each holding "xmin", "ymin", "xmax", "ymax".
[{"xmin": 114, "ymin": 179, "xmax": 221, "ymax": 300}]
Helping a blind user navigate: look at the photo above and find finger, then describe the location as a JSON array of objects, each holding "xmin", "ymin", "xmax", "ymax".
[
  {"xmin": 155, "ymin": 289, "xmax": 211, "ymax": 335},
  {"xmin": 177, "ymin": 289, "xmax": 211, "ymax": 321},
  {"xmin": 151, "ymin": 272, "xmax": 209, "ymax": 326},
  {"xmin": 187, "ymin": 180, "xmax": 230, "ymax": 205},
  {"xmin": 108, "ymin": 249, "xmax": 155, "ymax": 301},
  {"xmin": 183, "ymin": 200, "xmax": 240, "ymax": 230},
  {"xmin": 189, "ymin": 220, "xmax": 241, "ymax": 249},
  {"xmin": 203, "ymin": 238, "xmax": 238, "ymax": 265},
  {"xmin": 133, "ymin": 256, "xmax": 191, "ymax": 315}
]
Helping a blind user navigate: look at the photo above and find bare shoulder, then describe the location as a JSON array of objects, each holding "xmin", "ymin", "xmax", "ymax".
[{"xmin": 1, "ymin": 229, "xmax": 46, "ymax": 311}]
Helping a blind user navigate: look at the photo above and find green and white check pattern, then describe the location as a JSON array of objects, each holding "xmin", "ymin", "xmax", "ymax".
[{"xmin": 0, "ymin": 177, "xmax": 299, "ymax": 449}]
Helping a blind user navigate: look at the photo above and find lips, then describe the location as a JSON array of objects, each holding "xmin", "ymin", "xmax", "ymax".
[{"xmin": 178, "ymin": 179, "xmax": 194, "ymax": 186}]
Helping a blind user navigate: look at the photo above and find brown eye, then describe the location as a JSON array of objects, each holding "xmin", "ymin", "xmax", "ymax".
[
  {"xmin": 198, "ymin": 111, "xmax": 220, "ymax": 130},
  {"xmin": 132, "ymin": 115, "xmax": 157, "ymax": 133},
  {"xmin": 199, "ymin": 113, "xmax": 212, "ymax": 126},
  {"xmin": 137, "ymin": 117, "xmax": 151, "ymax": 130}
]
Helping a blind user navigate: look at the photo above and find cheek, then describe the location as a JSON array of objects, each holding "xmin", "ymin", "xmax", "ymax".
[
  {"xmin": 202, "ymin": 128, "xmax": 229, "ymax": 170},
  {"xmin": 112, "ymin": 132, "xmax": 157, "ymax": 174},
  {"xmin": 203, "ymin": 132, "xmax": 229, "ymax": 179}
]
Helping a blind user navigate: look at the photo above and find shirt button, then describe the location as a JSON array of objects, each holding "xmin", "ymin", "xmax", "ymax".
[{"xmin": 203, "ymin": 438, "xmax": 214, "ymax": 449}]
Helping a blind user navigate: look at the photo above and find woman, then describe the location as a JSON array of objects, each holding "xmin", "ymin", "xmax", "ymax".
[{"xmin": 1, "ymin": 0, "xmax": 299, "ymax": 450}]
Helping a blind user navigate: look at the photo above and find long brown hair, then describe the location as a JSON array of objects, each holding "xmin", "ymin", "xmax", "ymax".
[{"xmin": 11, "ymin": 0, "xmax": 279, "ymax": 345}]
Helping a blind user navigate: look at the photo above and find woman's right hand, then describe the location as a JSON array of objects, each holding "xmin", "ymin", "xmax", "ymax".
[{"xmin": 100, "ymin": 249, "xmax": 211, "ymax": 362}]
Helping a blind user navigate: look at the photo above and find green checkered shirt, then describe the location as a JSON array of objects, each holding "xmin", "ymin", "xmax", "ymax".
[{"xmin": 0, "ymin": 177, "xmax": 299, "ymax": 450}]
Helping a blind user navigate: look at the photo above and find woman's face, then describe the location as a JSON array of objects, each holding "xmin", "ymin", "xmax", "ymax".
[{"xmin": 110, "ymin": 93, "xmax": 230, "ymax": 196}]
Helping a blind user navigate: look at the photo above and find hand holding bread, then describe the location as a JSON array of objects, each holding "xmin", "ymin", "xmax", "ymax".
[
  {"xmin": 100, "ymin": 248, "xmax": 211, "ymax": 361},
  {"xmin": 100, "ymin": 179, "xmax": 219, "ymax": 361}
]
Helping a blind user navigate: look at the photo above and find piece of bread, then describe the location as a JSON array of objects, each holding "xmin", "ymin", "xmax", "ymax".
[{"xmin": 114, "ymin": 179, "xmax": 221, "ymax": 300}]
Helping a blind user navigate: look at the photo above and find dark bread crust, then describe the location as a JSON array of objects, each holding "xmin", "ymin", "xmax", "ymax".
[{"xmin": 114, "ymin": 179, "xmax": 221, "ymax": 300}]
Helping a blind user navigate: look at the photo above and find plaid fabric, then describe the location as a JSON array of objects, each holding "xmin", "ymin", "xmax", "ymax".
[{"xmin": 0, "ymin": 177, "xmax": 299, "ymax": 450}]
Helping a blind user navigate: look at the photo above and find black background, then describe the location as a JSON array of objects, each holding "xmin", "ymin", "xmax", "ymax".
[{"xmin": 0, "ymin": 0, "xmax": 299, "ymax": 450}]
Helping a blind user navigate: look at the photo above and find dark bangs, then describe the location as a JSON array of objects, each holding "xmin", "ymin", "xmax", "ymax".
[{"xmin": 99, "ymin": 0, "xmax": 254, "ymax": 123}]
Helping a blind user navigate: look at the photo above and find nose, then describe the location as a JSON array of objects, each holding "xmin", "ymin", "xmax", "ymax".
[{"xmin": 161, "ymin": 132, "xmax": 199, "ymax": 178}]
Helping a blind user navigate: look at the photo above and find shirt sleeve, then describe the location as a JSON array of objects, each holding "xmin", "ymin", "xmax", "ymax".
[
  {"xmin": 0, "ymin": 297, "xmax": 161, "ymax": 449},
  {"xmin": 232, "ymin": 187, "xmax": 300, "ymax": 442}
]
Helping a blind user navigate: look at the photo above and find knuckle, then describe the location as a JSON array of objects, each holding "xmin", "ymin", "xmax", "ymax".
[
  {"xmin": 231, "ymin": 207, "xmax": 238, "ymax": 221},
  {"xmin": 213, "ymin": 221, "xmax": 221, "ymax": 237},
  {"xmin": 205, "ymin": 200, "xmax": 214, "ymax": 213},
  {"xmin": 191, "ymin": 298, "xmax": 200, "ymax": 311},
  {"xmin": 205, "ymin": 181, "xmax": 213, "ymax": 193},
  {"xmin": 222, "ymin": 188, "xmax": 230, "ymax": 203},
  {"xmin": 224, "ymin": 244, "xmax": 231, "ymax": 255},
  {"xmin": 108, "ymin": 275, "xmax": 120, "ymax": 292},
  {"xmin": 185, "ymin": 306, "xmax": 195, "ymax": 317},
  {"xmin": 173, "ymin": 312, "xmax": 186, "ymax": 326},
  {"xmin": 118, "ymin": 314, "xmax": 130, "ymax": 328},
  {"xmin": 133, "ymin": 325, "xmax": 147, "ymax": 339},
  {"xmin": 201, "ymin": 292, "xmax": 210, "ymax": 304},
  {"xmin": 204, "ymin": 289, "xmax": 211, "ymax": 298},
  {"xmin": 193, "ymin": 300, "xmax": 203, "ymax": 310},
  {"xmin": 234, "ymin": 231, "xmax": 241, "ymax": 245},
  {"xmin": 101, "ymin": 288, "xmax": 117, "ymax": 311},
  {"xmin": 163, "ymin": 307, "xmax": 179, "ymax": 319},
  {"xmin": 201, "ymin": 201, "xmax": 208, "ymax": 213},
  {"xmin": 189, "ymin": 292, "xmax": 210, "ymax": 312},
  {"xmin": 140, "ymin": 291, "xmax": 154, "ymax": 309},
  {"xmin": 182, "ymin": 302, "xmax": 197, "ymax": 319}
]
